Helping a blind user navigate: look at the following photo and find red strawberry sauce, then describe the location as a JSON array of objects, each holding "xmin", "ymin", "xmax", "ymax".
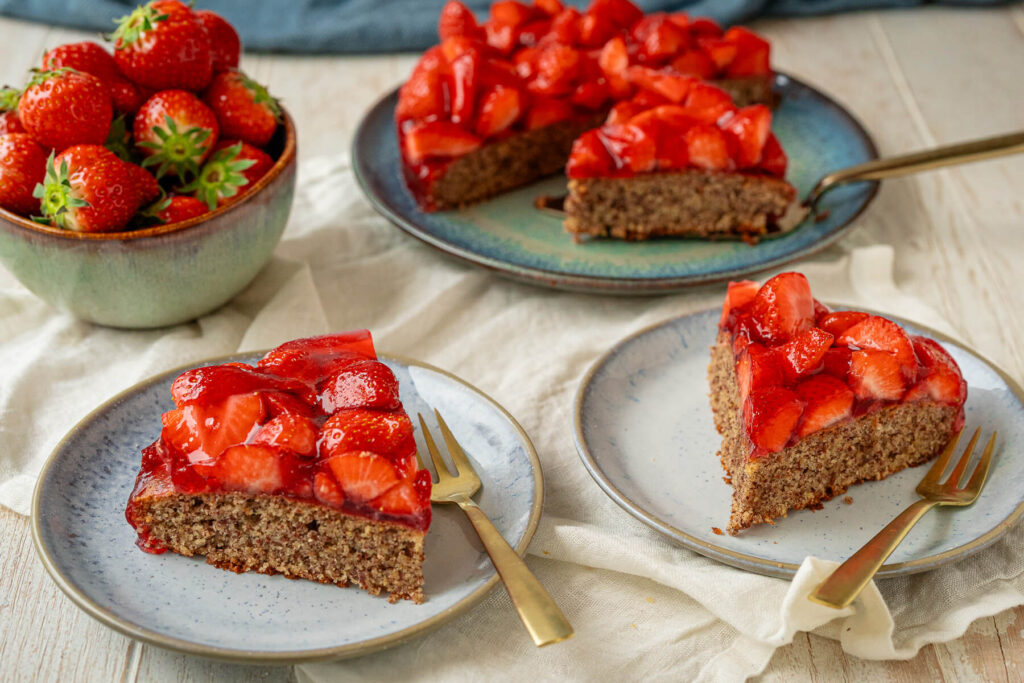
[{"xmin": 126, "ymin": 331, "xmax": 432, "ymax": 553}]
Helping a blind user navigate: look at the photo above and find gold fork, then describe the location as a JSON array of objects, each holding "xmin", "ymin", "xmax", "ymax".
[
  {"xmin": 417, "ymin": 410, "xmax": 574, "ymax": 646},
  {"xmin": 809, "ymin": 428, "xmax": 997, "ymax": 609}
]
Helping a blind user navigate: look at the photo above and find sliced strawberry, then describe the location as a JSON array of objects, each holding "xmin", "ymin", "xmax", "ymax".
[
  {"xmin": 571, "ymin": 81, "xmax": 609, "ymax": 110},
  {"xmin": 391, "ymin": 453, "xmax": 419, "ymax": 480},
  {"xmin": 759, "ymin": 132, "xmax": 787, "ymax": 176},
  {"xmin": 325, "ymin": 452, "xmax": 400, "ymax": 503},
  {"xmin": 598, "ymin": 123, "xmax": 656, "ymax": 173},
  {"xmin": 818, "ymin": 311, "xmax": 869, "ymax": 338},
  {"xmin": 641, "ymin": 18, "xmax": 689, "ymax": 62},
  {"xmin": 724, "ymin": 26, "xmax": 771, "ymax": 77},
  {"xmin": 682, "ymin": 82, "xmax": 734, "ymax": 124},
  {"xmin": 720, "ymin": 280, "xmax": 760, "ymax": 326},
  {"xmin": 439, "ymin": 1, "xmax": 482, "ymax": 40},
  {"xmin": 161, "ymin": 406, "xmax": 202, "ymax": 457},
  {"xmin": 821, "ymin": 347, "xmax": 852, "ymax": 381},
  {"xmin": 200, "ymin": 392, "xmax": 266, "ymax": 460},
  {"xmin": 256, "ymin": 331, "xmax": 376, "ymax": 384},
  {"xmin": 813, "ymin": 299, "xmax": 831, "ymax": 322},
  {"xmin": 319, "ymin": 409, "xmax": 416, "ymax": 459},
  {"xmin": 260, "ymin": 391, "xmax": 315, "ymax": 418},
  {"xmin": 687, "ymin": 17, "xmax": 723, "ymax": 37},
  {"xmin": 450, "ymin": 48, "xmax": 481, "ymax": 124},
  {"xmin": 906, "ymin": 337, "xmax": 966, "ymax": 404},
  {"xmin": 775, "ymin": 328, "xmax": 834, "ymax": 383},
  {"xmin": 795, "ymin": 375, "xmax": 854, "ymax": 438},
  {"xmin": 550, "ymin": 7, "xmax": 581, "ymax": 43},
  {"xmin": 371, "ymin": 480, "xmax": 425, "ymax": 516},
  {"xmin": 475, "ymin": 85, "xmax": 524, "ymax": 137},
  {"xmin": 171, "ymin": 365, "xmax": 308, "ymax": 408},
  {"xmin": 319, "ymin": 359, "xmax": 401, "ymax": 412},
  {"xmin": 607, "ymin": 99, "xmax": 645, "ymax": 125},
  {"xmin": 626, "ymin": 66, "xmax": 694, "ymax": 103},
  {"xmin": 491, "ymin": 1, "xmax": 533, "ymax": 27},
  {"xmin": 403, "ymin": 121, "xmax": 482, "ymax": 164},
  {"xmin": 530, "ymin": 43, "xmax": 582, "ymax": 95},
  {"xmin": 848, "ymin": 349, "xmax": 905, "ymax": 401},
  {"xmin": 748, "ymin": 272, "xmax": 816, "ymax": 345},
  {"xmin": 598, "ymin": 35, "xmax": 629, "ymax": 77},
  {"xmin": 396, "ymin": 67, "xmax": 447, "ymax": 123},
  {"xmin": 721, "ymin": 104, "xmax": 771, "ymax": 168},
  {"xmin": 744, "ymin": 387, "xmax": 803, "ymax": 454},
  {"xmin": 211, "ymin": 444, "xmax": 284, "ymax": 494},
  {"xmin": 590, "ymin": 0, "xmax": 643, "ymax": 28},
  {"xmin": 837, "ymin": 315, "xmax": 917, "ymax": 376},
  {"xmin": 524, "ymin": 95, "xmax": 575, "ymax": 129},
  {"xmin": 735, "ymin": 343, "xmax": 783, "ymax": 404},
  {"xmin": 684, "ymin": 124, "xmax": 730, "ymax": 171},
  {"xmin": 566, "ymin": 129, "xmax": 615, "ymax": 178},
  {"xmin": 698, "ymin": 37, "xmax": 738, "ymax": 70},
  {"xmin": 671, "ymin": 50, "xmax": 715, "ymax": 79},
  {"xmin": 313, "ymin": 470, "xmax": 345, "ymax": 507},
  {"xmin": 252, "ymin": 414, "xmax": 317, "ymax": 456},
  {"xmin": 485, "ymin": 22, "xmax": 516, "ymax": 54},
  {"xmin": 534, "ymin": 0, "xmax": 563, "ymax": 15}
]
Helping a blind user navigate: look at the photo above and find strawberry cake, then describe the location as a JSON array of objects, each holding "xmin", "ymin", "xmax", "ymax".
[
  {"xmin": 397, "ymin": 0, "xmax": 778, "ymax": 214},
  {"xmin": 125, "ymin": 331, "xmax": 432, "ymax": 603},
  {"xmin": 563, "ymin": 85, "xmax": 794, "ymax": 241},
  {"xmin": 708, "ymin": 273, "xmax": 967, "ymax": 534}
]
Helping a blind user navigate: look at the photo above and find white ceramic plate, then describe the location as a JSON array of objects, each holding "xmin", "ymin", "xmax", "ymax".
[
  {"xmin": 574, "ymin": 308, "xmax": 1024, "ymax": 578},
  {"xmin": 32, "ymin": 354, "xmax": 542, "ymax": 663}
]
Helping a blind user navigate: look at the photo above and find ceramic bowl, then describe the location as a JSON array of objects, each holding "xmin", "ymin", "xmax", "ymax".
[{"xmin": 0, "ymin": 111, "xmax": 297, "ymax": 329}]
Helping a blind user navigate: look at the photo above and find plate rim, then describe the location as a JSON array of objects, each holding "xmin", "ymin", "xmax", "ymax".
[
  {"xmin": 352, "ymin": 72, "xmax": 881, "ymax": 293},
  {"xmin": 573, "ymin": 306, "xmax": 1024, "ymax": 579},
  {"xmin": 31, "ymin": 351, "xmax": 544, "ymax": 664}
]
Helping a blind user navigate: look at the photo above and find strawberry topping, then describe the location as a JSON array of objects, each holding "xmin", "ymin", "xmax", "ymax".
[{"xmin": 719, "ymin": 274, "xmax": 967, "ymax": 457}]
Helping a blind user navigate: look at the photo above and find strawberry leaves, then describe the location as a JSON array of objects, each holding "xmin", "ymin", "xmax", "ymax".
[
  {"xmin": 179, "ymin": 141, "xmax": 256, "ymax": 209},
  {"xmin": 137, "ymin": 113, "xmax": 212, "ymax": 179},
  {"xmin": 33, "ymin": 153, "xmax": 89, "ymax": 230}
]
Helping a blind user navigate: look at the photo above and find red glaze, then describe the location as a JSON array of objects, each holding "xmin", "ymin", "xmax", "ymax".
[
  {"xmin": 396, "ymin": 0, "xmax": 776, "ymax": 209},
  {"xmin": 126, "ymin": 331, "xmax": 432, "ymax": 554},
  {"xmin": 720, "ymin": 273, "xmax": 967, "ymax": 459}
]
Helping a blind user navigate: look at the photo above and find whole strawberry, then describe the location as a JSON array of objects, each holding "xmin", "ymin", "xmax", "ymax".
[
  {"xmin": 18, "ymin": 69, "xmax": 113, "ymax": 152},
  {"xmin": 195, "ymin": 10, "xmax": 241, "ymax": 74},
  {"xmin": 42, "ymin": 41, "xmax": 146, "ymax": 114},
  {"xmin": 55, "ymin": 142, "xmax": 159, "ymax": 206},
  {"xmin": 203, "ymin": 70, "xmax": 281, "ymax": 148},
  {"xmin": 153, "ymin": 194, "xmax": 208, "ymax": 224},
  {"xmin": 0, "ymin": 87, "xmax": 26, "ymax": 135},
  {"xmin": 182, "ymin": 140, "xmax": 273, "ymax": 209},
  {"xmin": 34, "ymin": 146, "xmax": 149, "ymax": 232},
  {"xmin": 0, "ymin": 133, "xmax": 48, "ymax": 216},
  {"xmin": 109, "ymin": 0, "xmax": 213, "ymax": 92},
  {"xmin": 133, "ymin": 90, "xmax": 219, "ymax": 179}
]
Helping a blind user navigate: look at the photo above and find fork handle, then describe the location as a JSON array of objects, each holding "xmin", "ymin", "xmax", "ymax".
[
  {"xmin": 457, "ymin": 498, "xmax": 575, "ymax": 646},
  {"xmin": 809, "ymin": 499, "xmax": 937, "ymax": 609}
]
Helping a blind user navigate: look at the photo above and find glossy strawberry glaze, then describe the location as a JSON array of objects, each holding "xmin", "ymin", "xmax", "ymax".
[
  {"xmin": 396, "ymin": 0, "xmax": 776, "ymax": 209},
  {"xmin": 719, "ymin": 275, "xmax": 967, "ymax": 459},
  {"xmin": 126, "ymin": 331, "xmax": 433, "ymax": 554}
]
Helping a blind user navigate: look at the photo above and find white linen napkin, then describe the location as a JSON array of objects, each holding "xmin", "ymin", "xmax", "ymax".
[{"xmin": 2, "ymin": 156, "xmax": 1022, "ymax": 681}]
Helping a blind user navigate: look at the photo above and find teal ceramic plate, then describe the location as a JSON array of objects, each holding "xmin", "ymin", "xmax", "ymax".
[
  {"xmin": 32, "ymin": 354, "xmax": 542, "ymax": 663},
  {"xmin": 353, "ymin": 74, "xmax": 878, "ymax": 293},
  {"xmin": 574, "ymin": 308, "xmax": 1024, "ymax": 578}
]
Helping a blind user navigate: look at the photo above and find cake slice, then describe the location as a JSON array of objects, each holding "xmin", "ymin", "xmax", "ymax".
[
  {"xmin": 708, "ymin": 273, "xmax": 967, "ymax": 534},
  {"xmin": 125, "ymin": 331, "xmax": 432, "ymax": 603},
  {"xmin": 563, "ymin": 82, "xmax": 796, "ymax": 241},
  {"xmin": 397, "ymin": 0, "xmax": 776, "ymax": 211}
]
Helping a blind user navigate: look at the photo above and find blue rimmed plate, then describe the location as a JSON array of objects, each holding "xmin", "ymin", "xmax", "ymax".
[
  {"xmin": 574, "ymin": 308, "xmax": 1024, "ymax": 578},
  {"xmin": 353, "ymin": 73, "xmax": 878, "ymax": 293},
  {"xmin": 32, "ymin": 354, "xmax": 542, "ymax": 663}
]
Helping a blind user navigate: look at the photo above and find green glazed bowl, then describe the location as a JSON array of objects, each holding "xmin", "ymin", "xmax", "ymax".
[{"xmin": 0, "ymin": 111, "xmax": 297, "ymax": 329}]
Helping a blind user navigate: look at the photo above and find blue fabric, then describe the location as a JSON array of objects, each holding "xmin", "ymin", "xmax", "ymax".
[{"xmin": 0, "ymin": 0, "xmax": 1008, "ymax": 54}]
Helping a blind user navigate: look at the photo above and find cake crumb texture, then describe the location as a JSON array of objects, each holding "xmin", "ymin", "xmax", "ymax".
[{"xmin": 131, "ymin": 492, "xmax": 425, "ymax": 603}]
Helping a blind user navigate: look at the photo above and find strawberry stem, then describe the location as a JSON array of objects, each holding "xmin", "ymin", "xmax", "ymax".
[
  {"xmin": 33, "ymin": 153, "xmax": 90, "ymax": 230},
  {"xmin": 108, "ymin": 3, "xmax": 170, "ymax": 47},
  {"xmin": 0, "ymin": 86, "xmax": 20, "ymax": 113},
  {"xmin": 138, "ymin": 114, "xmax": 211, "ymax": 179},
  {"xmin": 179, "ymin": 143, "xmax": 257, "ymax": 210},
  {"xmin": 238, "ymin": 71, "xmax": 282, "ymax": 121}
]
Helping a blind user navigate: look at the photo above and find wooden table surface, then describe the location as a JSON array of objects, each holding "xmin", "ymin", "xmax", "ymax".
[{"xmin": 1, "ymin": 6, "xmax": 1023, "ymax": 681}]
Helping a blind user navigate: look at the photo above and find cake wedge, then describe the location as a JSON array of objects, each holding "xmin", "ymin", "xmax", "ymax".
[
  {"xmin": 708, "ymin": 273, "xmax": 967, "ymax": 534},
  {"xmin": 126, "ymin": 331, "xmax": 432, "ymax": 603}
]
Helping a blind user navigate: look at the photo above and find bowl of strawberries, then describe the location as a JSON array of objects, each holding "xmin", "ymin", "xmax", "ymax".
[{"xmin": 0, "ymin": 1, "xmax": 296, "ymax": 328}]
